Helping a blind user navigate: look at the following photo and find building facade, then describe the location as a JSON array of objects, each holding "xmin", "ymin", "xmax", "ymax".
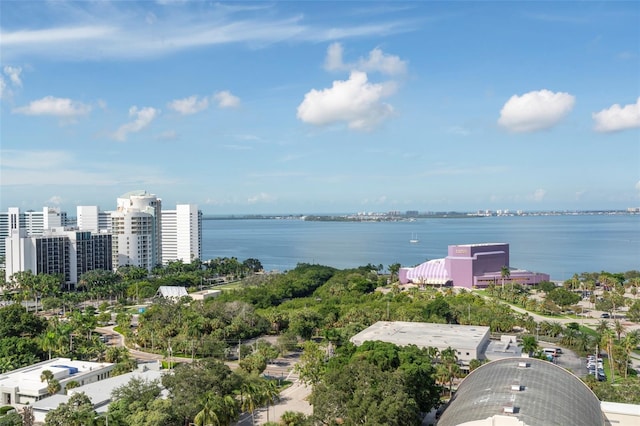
[
  {"xmin": 350, "ymin": 321, "xmax": 491, "ymax": 364},
  {"xmin": 3, "ymin": 192, "xmax": 200, "ymax": 283},
  {"xmin": 0, "ymin": 358, "xmax": 114, "ymax": 407},
  {"xmin": 0, "ymin": 207, "xmax": 67, "ymax": 267},
  {"xmin": 4, "ymin": 227, "xmax": 112, "ymax": 287},
  {"xmin": 399, "ymin": 243, "xmax": 550, "ymax": 288},
  {"xmin": 110, "ymin": 190, "xmax": 162, "ymax": 271},
  {"xmin": 76, "ymin": 205, "xmax": 111, "ymax": 233},
  {"xmin": 160, "ymin": 204, "xmax": 202, "ymax": 265}
]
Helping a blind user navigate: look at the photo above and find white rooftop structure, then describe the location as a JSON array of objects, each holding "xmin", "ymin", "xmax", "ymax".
[
  {"xmin": 349, "ymin": 321, "xmax": 491, "ymax": 363},
  {"xmin": 189, "ymin": 289, "xmax": 222, "ymax": 301},
  {"xmin": 600, "ymin": 401, "xmax": 640, "ymax": 426},
  {"xmin": 30, "ymin": 363, "xmax": 164, "ymax": 423},
  {"xmin": 0, "ymin": 358, "xmax": 114, "ymax": 407},
  {"xmin": 156, "ymin": 286, "xmax": 189, "ymax": 299}
]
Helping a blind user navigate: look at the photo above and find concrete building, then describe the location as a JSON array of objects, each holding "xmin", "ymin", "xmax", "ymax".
[
  {"xmin": 160, "ymin": 204, "xmax": 202, "ymax": 265},
  {"xmin": 0, "ymin": 207, "xmax": 67, "ymax": 267},
  {"xmin": 437, "ymin": 357, "xmax": 605, "ymax": 426},
  {"xmin": 349, "ymin": 321, "xmax": 490, "ymax": 364},
  {"xmin": 4, "ymin": 227, "xmax": 112, "ymax": 287},
  {"xmin": 4, "ymin": 193, "xmax": 201, "ymax": 282},
  {"xmin": 30, "ymin": 363, "xmax": 163, "ymax": 423},
  {"xmin": 399, "ymin": 243, "xmax": 550, "ymax": 289},
  {"xmin": 76, "ymin": 205, "xmax": 111, "ymax": 233},
  {"xmin": 111, "ymin": 190, "xmax": 162, "ymax": 272},
  {"xmin": 0, "ymin": 358, "xmax": 114, "ymax": 408}
]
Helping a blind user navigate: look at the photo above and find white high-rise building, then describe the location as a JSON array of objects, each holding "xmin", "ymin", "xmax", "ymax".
[
  {"xmin": 4, "ymin": 227, "xmax": 112, "ymax": 287},
  {"xmin": 0, "ymin": 207, "xmax": 67, "ymax": 267},
  {"xmin": 161, "ymin": 204, "xmax": 202, "ymax": 264},
  {"xmin": 77, "ymin": 206, "xmax": 111, "ymax": 233},
  {"xmin": 110, "ymin": 190, "xmax": 162, "ymax": 271}
]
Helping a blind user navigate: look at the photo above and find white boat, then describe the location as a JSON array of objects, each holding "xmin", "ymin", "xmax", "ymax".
[{"xmin": 410, "ymin": 233, "xmax": 419, "ymax": 243}]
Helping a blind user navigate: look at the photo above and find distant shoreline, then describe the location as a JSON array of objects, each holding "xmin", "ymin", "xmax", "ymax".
[{"xmin": 202, "ymin": 210, "xmax": 638, "ymax": 221}]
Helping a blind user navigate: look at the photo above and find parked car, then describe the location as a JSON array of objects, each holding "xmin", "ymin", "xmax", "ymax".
[{"xmin": 600, "ymin": 313, "xmax": 610, "ymax": 318}]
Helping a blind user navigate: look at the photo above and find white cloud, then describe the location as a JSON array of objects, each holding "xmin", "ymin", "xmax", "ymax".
[
  {"xmin": 498, "ymin": 89, "xmax": 575, "ymax": 132},
  {"xmin": 531, "ymin": 189, "xmax": 546, "ymax": 202},
  {"xmin": 3, "ymin": 66, "xmax": 22, "ymax": 87},
  {"xmin": 0, "ymin": 77, "xmax": 6, "ymax": 100},
  {"xmin": 13, "ymin": 96, "xmax": 91, "ymax": 117},
  {"xmin": 2, "ymin": 25, "xmax": 115, "ymax": 45},
  {"xmin": 297, "ymin": 71, "xmax": 396, "ymax": 130},
  {"xmin": 113, "ymin": 106, "xmax": 159, "ymax": 141},
  {"xmin": 213, "ymin": 91, "xmax": 240, "ymax": 108},
  {"xmin": 47, "ymin": 195, "xmax": 63, "ymax": 205},
  {"xmin": 324, "ymin": 42, "xmax": 407, "ymax": 75},
  {"xmin": 636, "ymin": 181, "xmax": 640, "ymax": 194},
  {"xmin": 592, "ymin": 97, "xmax": 640, "ymax": 133},
  {"xmin": 325, "ymin": 42, "xmax": 344, "ymax": 70},
  {"xmin": 360, "ymin": 47, "xmax": 407, "ymax": 75},
  {"xmin": 247, "ymin": 192, "xmax": 276, "ymax": 204},
  {"xmin": 0, "ymin": 1, "xmax": 414, "ymax": 62},
  {"xmin": 167, "ymin": 95, "xmax": 209, "ymax": 115},
  {"xmin": 156, "ymin": 130, "xmax": 178, "ymax": 141},
  {"xmin": 0, "ymin": 149, "xmax": 174, "ymax": 187},
  {"xmin": 447, "ymin": 126, "xmax": 471, "ymax": 136}
]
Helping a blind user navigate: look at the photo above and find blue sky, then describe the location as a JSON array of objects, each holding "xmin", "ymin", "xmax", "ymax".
[{"xmin": 1, "ymin": 1, "xmax": 639, "ymax": 215}]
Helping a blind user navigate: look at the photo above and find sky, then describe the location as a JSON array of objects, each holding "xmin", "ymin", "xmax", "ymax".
[{"xmin": 1, "ymin": 1, "xmax": 639, "ymax": 215}]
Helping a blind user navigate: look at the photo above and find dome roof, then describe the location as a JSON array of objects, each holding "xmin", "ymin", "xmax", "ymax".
[{"xmin": 437, "ymin": 357, "xmax": 604, "ymax": 426}]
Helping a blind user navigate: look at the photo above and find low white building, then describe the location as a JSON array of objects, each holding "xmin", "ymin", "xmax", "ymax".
[
  {"xmin": 31, "ymin": 363, "xmax": 164, "ymax": 423},
  {"xmin": 349, "ymin": 321, "xmax": 491, "ymax": 364},
  {"xmin": 0, "ymin": 358, "xmax": 114, "ymax": 408},
  {"xmin": 189, "ymin": 289, "xmax": 221, "ymax": 301},
  {"xmin": 156, "ymin": 286, "xmax": 189, "ymax": 299}
]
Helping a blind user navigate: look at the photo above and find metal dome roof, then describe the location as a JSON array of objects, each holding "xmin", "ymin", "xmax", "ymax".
[{"xmin": 437, "ymin": 357, "xmax": 604, "ymax": 426}]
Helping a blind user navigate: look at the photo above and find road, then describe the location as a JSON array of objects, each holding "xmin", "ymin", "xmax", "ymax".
[{"xmin": 97, "ymin": 325, "xmax": 312, "ymax": 425}]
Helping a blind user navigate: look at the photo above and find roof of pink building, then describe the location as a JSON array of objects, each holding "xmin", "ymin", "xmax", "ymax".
[{"xmin": 404, "ymin": 258, "xmax": 450, "ymax": 284}]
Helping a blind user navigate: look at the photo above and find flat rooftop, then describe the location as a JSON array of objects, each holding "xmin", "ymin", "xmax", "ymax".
[
  {"xmin": 350, "ymin": 321, "xmax": 490, "ymax": 350},
  {"xmin": 0, "ymin": 358, "xmax": 113, "ymax": 392}
]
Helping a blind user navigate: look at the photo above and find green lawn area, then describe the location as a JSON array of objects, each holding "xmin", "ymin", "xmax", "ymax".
[{"xmin": 213, "ymin": 282, "xmax": 245, "ymax": 291}]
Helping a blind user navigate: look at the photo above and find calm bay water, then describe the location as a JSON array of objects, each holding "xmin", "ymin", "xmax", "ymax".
[{"xmin": 201, "ymin": 215, "xmax": 640, "ymax": 281}]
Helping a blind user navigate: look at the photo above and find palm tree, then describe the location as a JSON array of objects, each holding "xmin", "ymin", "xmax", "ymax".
[
  {"xmin": 40, "ymin": 370, "xmax": 61, "ymax": 395},
  {"xmin": 521, "ymin": 335, "xmax": 538, "ymax": 356},
  {"xmin": 621, "ymin": 330, "xmax": 640, "ymax": 379},
  {"xmin": 434, "ymin": 364, "xmax": 449, "ymax": 396},
  {"xmin": 600, "ymin": 328, "xmax": 616, "ymax": 383},
  {"xmin": 262, "ymin": 380, "xmax": 280, "ymax": 423},
  {"xmin": 40, "ymin": 369, "xmax": 54, "ymax": 384},
  {"xmin": 47, "ymin": 379, "xmax": 61, "ymax": 395},
  {"xmin": 500, "ymin": 266, "xmax": 510, "ymax": 290},
  {"xmin": 194, "ymin": 394, "xmax": 222, "ymax": 426},
  {"xmin": 440, "ymin": 346, "xmax": 460, "ymax": 397},
  {"xmin": 240, "ymin": 382, "xmax": 261, "ymax": 426},
  {"xmin": 613, "ymin": 319, "xmax": 625, "ymax": 341},
  {"xmin": 596, "ymin": 320, "xmax": 610, "ymax": 335},
  {"xmin": 388, "ymin": 263, "xmax": 401, "ymax": 284}
]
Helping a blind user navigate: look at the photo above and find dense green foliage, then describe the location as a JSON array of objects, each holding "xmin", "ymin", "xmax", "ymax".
[
  {"xmin": 2, "ymin": 260, "xmax": 639, "ymax": 422},
  {"xmin": 44, "ymin": 393, "xmax": 96, "ymax": 426},
  {"xmin": 309, "ymin": 341, "xmax": 441, "ymax": 425},
  {"xmin": 0, "ymin": 305, "xmax": 46, "ymax": 372}
]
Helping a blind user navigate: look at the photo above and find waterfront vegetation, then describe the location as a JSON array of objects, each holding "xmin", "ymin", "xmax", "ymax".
[{"xmin": 1, "ymin": 261, "xmax": 640, "ymax": 424}]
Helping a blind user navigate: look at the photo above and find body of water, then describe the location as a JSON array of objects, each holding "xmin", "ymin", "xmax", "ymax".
[{"xmin": 201, "ymin": 215, "xmax": 640, "ymax": 281}]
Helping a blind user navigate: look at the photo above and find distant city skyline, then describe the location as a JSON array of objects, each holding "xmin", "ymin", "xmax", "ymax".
[{"xmin": 1, "ymin": 1, "xmax": 639, "ymax": 214}]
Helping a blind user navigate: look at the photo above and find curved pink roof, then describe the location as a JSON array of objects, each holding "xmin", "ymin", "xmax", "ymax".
[{"xmin": 405, "ymin": 258, "xmax": 450, "ymax": 284}]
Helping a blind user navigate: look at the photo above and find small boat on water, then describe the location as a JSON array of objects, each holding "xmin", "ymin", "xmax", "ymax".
[{"xmin": 410, "ymin": 233, "xmax": 419, "ymax": 243}]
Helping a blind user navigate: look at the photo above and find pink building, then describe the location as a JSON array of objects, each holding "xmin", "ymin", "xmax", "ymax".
[{"xmin": 399, "ymin": 243, "xmax": 549, "ymax": 288}]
